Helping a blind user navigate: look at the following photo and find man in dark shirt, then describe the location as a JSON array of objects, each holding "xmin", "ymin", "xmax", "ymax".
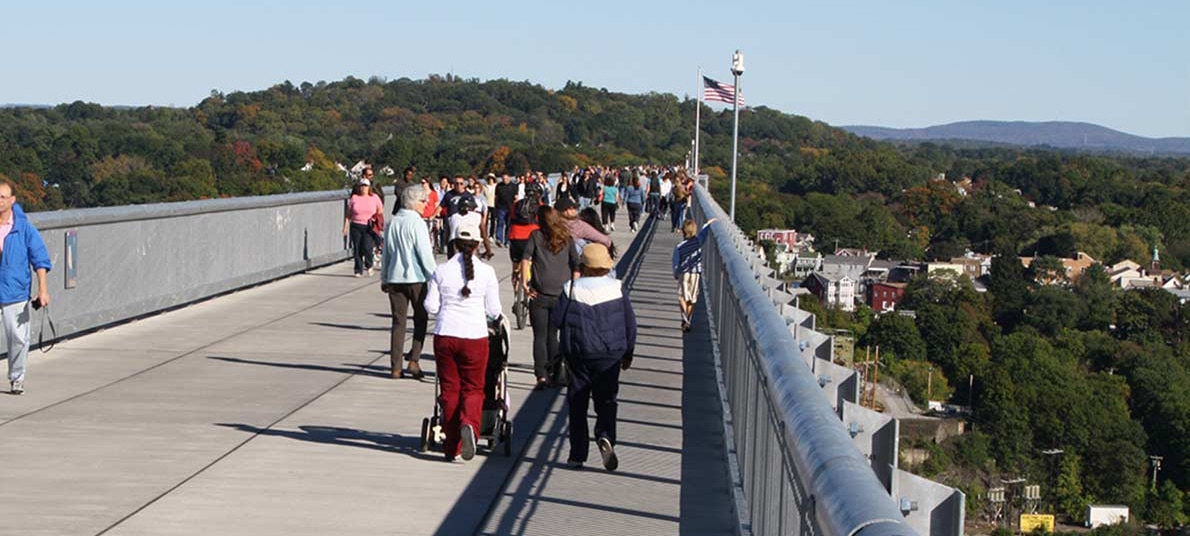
[{"xmin": 494, "ymin": 174, "xmax": 518, "ymax": 247}]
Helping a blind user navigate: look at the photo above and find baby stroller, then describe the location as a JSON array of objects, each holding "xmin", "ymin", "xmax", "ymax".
[{"xmin": 419, "ymin": 315, "xmax": 514, "ymax": 456}]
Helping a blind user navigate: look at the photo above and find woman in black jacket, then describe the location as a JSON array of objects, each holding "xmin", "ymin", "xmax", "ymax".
[{"xmin": 519, "ymin": 206, "xmax": 579, "ymax": 389}]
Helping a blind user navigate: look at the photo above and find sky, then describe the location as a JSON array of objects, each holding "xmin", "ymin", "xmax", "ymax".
[{"xmin": 2, "ymin": 1, "xmax": 1188, "ymax": 138}]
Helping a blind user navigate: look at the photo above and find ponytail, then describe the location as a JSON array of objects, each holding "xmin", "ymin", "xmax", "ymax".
[{"xmin": 455, "ymin": 239, "xmax": 478, "ymax": 297}]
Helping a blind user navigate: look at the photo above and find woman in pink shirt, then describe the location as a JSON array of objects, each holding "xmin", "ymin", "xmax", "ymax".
[{"xmin": 343, "ymin": 179, "xmax": 384, "ymax": 277}]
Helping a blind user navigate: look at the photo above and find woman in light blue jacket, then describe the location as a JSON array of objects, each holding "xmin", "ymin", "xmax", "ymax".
[{"xmin": 381, "ymin": 185, "xmax": 438, "ymax": 379}]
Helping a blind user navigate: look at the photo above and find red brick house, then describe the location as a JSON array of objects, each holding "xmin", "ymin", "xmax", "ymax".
[{"xmin": 868, "ymin": 282, "xmax": 907, "ymax": 313}]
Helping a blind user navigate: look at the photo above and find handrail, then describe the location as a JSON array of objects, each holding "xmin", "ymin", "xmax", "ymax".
[{"xmin": 690, "ymin": 184, "xmax": 916, "ymax": 536}]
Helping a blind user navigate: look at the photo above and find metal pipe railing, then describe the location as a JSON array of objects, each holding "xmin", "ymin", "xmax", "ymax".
[{"xmin": 691, "ymin": 184, "xmax": 916, "ymax": 536}]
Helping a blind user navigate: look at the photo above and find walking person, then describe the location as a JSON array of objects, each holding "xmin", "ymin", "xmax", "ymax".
[
  {"xmin": 0, "ymin": 182, "xmax": 51, "ymax": 395},
  {"xmin": 598, "ymin": 176, "xmax": 619, "ymax": 231},
  {"xmin": 552, "ymin": 243, "xmax": 636, "ymax": 471},
  {"xmin": 424, "ymin": 223, "xmax": 502, "ymax": 461},
  {"xmin": 670, "ymin": 175, "xmax": 691, "ymax": 232},
  {"xmin": 494, "ymin": 174, "xmax": 517, "ymax": 247},
  {"xmin": 343, "ymin": 178, "xmax": 384, "ymax": 277},
  {"xmin": 381, "ymin": 185, "xmax": 438, "ymax": 379},
  {"xmin": 622, "ymin": 175, "xmax": 645, "ymax": 232},
  {"xmin": 673, "ymin": 218, "xmax": 717, "ymax": 331},
  {"xmin": 646, "ymin": 171, "xmax": 661, "ymax": 216},
  {"xmin": 520, "ymin": 206, "xmax": 579, "ymax": 389}
]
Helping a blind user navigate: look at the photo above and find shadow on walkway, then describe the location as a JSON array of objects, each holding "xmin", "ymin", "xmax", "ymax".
[
  {"xmin": 307, "ymin": 321, "xmax": 388, "ymax": 332},
  {"xmin": 207, "ymin": 355, "xmax": 390, "ymax": 379},
  {"xmin": 216, "ymin": 423, "xmax": 418, "ymax": 454}
]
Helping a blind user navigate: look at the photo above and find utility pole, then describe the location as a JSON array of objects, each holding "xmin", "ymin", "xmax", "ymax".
[
  {"xmin": 871, "ymin": 346, "xmax": 881, "ymax": 409},
  {"xmin": 927, "ymin": 366, "xmax": 934, "ymax": 401},
  {"xmin": 1150, "ymin": 455, "xmax": 1164, "ymax": 492},
  {"xmin": 1042, "ymin": 448, "xmax": 1064, "ymax": 512}
]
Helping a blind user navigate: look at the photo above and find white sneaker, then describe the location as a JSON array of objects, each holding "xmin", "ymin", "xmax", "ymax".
[
  {"xmin": 11, "ymin": 380, "xmax": 24, "ymax": 395},
  {"xmin": 597, "ymin": 437, "xmax": 618, "ymax": 471},
  {"xmin": 460, "ymin": 424, "xmax": 477, "ymax": 461},
  {"xmin": 367, "ymin": 268, "xmax": 374, "ymax": 277}
]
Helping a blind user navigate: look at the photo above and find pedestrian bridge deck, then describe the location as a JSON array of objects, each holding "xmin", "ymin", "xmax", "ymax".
[{"xmin": 0, "ymin": 216, "xmax": 737, "ymax": 536}]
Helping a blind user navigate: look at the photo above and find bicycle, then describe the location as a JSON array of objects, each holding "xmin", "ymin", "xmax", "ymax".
[{"xmin": 511, "ymin": 262, "xmax": 532, "ymax": 330}]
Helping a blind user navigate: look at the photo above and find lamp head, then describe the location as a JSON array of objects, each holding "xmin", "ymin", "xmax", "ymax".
[{"xmin": 731, "ymin": 50, "xmax": 745, "ymax": 75}]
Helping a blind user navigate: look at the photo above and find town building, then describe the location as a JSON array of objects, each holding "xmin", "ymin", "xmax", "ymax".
[
  {"xmin": 868, "ymin": 282, "xmax": 907, "ymax": 313},
  {"xmin": 804, "ymin": 272, "xmax": 856, "ymax": 312}
]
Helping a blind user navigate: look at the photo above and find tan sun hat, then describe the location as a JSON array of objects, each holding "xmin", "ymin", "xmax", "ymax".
[{"xmin": 580, "ymin": 243, "xmax": 613, "ymax": 270}]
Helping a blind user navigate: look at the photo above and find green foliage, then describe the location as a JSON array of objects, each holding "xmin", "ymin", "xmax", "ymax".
[
  {"xmin": 952, "ymin": 430, "xmax": 992, "ymax": 470},
  {"xmin": 1145, "ymin": 481, "xmax": 1186, "ymax": 529},
  {"xmin": 1056, "ymin": 452, "xmax": 1089, "ymax": 522},
  {"xmin": 864, "ymin": 313, "xmax": 926, "ymax": 363},
  {"xmin": 887, "ymin": 359, "xmax": 954, "ymax": 405}
]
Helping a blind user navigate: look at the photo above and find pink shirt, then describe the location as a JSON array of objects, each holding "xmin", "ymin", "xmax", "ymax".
[
  {"xmin": 347, "ymin": 194, "xmax": 383, "ymax": 225},
  {"xmin": 0, "ymin": 217, "xmax": 13, "ymax": 253}
]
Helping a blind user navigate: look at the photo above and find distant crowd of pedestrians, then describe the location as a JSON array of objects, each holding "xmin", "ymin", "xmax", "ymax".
[{"xmin": 342, "ymin": 164, "xmax": 710, "ymax": 470}]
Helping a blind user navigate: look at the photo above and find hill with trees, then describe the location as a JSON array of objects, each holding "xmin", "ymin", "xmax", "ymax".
[
  {"xmin": 0, "ymin": 76, "xmax": 1186, "ymax": 527},
  {"xmin": 843, "ymin": 120, "xmax": 1190, "ymax": 156}
]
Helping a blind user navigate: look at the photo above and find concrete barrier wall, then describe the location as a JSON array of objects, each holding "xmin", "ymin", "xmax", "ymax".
[{"xmin": 10, "ymin": 189, "xmax": 393, "ymax": 351}]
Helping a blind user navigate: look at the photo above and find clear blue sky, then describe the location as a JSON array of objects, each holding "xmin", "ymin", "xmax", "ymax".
[{"xmin": 3, "ymin": 1, "xmax": 1188, "ymax": 137}]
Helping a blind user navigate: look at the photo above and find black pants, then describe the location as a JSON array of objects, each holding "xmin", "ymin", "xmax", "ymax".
[
  {"xmin": 627, "ymin": 202, "xmax": 642, "ymax": 229},
  {"xmin": 349, "ymin": 223, "xmax": 374, "ymax": 274},
  {"xmin": 601, "ymin": 202, "xmax": 617, "ymax": 225},
  {"xmin": 387, "ymin": 282, "xmax": 428, "ymax": 373},
  {"xmin": 566, "ymin": 357, "xmax": 621, "ymax": 463},
  {"xmin": 528, "ymin": 294, "xmax": 560, "ymax": 380}
]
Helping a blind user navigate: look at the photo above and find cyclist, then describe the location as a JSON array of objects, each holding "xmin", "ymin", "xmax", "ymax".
[{"xmin": 508, "ymin": 183, "xmax": 543, "ymax": 294}]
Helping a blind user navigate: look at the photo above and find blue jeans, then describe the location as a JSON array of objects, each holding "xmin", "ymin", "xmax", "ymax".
[
  {"xmin": 494, "ymin": 208, "xmax": 509, "ymax": 244},
  {"xmin": 671, "ymin": 200, "xmax": 687, "ymax": 231},
  {"xmin": 578, "ymin": 197, "xmax": 593, "ymax": 211}
]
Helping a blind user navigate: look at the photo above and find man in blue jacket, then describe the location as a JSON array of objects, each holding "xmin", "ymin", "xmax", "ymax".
[
  {"xmin": 0, "ymin": 182, "xmax": 52, "ymax": 395},
  {"xmin": 552, "ymin": 243, "xmax": 636, "ymax": 471}
]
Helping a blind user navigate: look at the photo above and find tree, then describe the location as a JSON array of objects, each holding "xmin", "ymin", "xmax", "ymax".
[
  {"xmin": 863, "ymin": 313, "xmax": 926, "ymax": 363},
  {"xmin": 1145, "ymin": 480, "xmax": 1186, "ymax": 529},
  {"xmin": 1056, "ymin": 452, "xmax": 1089, "ymax": 522},
  {"xmin": 990, "ymin": 254, "xmax": 1029, "ymax": 330}
]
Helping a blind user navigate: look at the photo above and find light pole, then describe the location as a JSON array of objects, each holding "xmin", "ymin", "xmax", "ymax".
[{"xmin": 729, "ymin": 49, "xmax": 744, "ymax": 222}]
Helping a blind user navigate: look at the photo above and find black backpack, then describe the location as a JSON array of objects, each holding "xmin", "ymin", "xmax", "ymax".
[{"xmin": 513, "ymin": 196, "xmax": 538, "ymax": 225}]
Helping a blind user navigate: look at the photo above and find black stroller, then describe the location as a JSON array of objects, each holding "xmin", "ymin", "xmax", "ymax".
[{"xmin": 419, "ymin": 315, "xmax": 514, "ymax": 456}]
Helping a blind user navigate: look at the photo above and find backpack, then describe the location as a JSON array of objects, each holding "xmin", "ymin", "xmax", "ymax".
[{"xmin": 513, "ymin": 196, "xmax": 538, "ymax": 225}]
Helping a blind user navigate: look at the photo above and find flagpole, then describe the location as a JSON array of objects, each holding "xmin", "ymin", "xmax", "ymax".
[
  {"xmin": 729, "ymin": 50, "xmax": 745, "ymax": 222},
  {"xmin": 694, "ymin": 67, "xmax": 702, "ymax": 180}
]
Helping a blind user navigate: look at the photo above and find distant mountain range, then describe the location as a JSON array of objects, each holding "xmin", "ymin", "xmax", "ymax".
[{"xmin": 841, "ymin": 121, "xmax": 1190, "ymax": 156}]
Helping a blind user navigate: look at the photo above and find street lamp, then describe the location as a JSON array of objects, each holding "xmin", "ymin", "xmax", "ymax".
[{"xmin": 729, "ymin": 49, "xmax": 744, "ymax": 222}]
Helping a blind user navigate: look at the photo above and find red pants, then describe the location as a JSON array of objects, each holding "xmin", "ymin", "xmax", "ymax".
[{"xmin": 434, "ymin": 335, "xmax": 489, "ymax": 458}]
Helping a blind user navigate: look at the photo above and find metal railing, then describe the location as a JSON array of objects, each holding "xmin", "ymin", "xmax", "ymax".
[
  {"xmin": 10, "ymin": 189, "xmax": 393, "ymax": 353},
  {"xmin": 691, "ymin": 184, "xmax": 916, "ymax": 536}
]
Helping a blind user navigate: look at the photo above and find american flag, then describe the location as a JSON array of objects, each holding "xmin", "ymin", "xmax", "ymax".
[{"xmin": 703, "ymin": 76, "xmax": 744, "ymax": 106}]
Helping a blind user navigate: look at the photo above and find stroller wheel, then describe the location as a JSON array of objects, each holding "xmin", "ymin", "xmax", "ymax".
[
  {"xmin": 502, "ymin": 421, "xmax": 513, "ymax": 457},
  {"xmin": 419, "ymin": 417, "xmax": 430, "ymax": 453}
]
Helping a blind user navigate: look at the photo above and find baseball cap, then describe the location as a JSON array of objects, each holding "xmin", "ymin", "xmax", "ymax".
[
  {"xmin": 580, "ymin": 243, "xmax": 613, "ymax": 270},
  {"xmin": 456, "ymin": 223, "xmax": 482, "ymax": 241},
  {"xmin": 358, "ymin": 178, "xmax": 371, "ymax": 186}
]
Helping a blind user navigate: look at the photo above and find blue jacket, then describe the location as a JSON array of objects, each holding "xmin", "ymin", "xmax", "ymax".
[
  {"xmin": 0, "ymin": 204, "xmax": 52, "ymax": 305},
  {"xmin": 672, "ymin": 221, "xmax": 712, "ymax": 279},
  {"xmin": 551, "ymin": 275, "xmax": 636, "ymax": 363}
]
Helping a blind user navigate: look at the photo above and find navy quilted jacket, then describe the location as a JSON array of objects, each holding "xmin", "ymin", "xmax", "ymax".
[{"xmin": 550, "ymin": 275, "xmax": 637, "ymax": 363}]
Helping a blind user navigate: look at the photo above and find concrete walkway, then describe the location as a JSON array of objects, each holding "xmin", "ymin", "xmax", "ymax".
[
  {"xmin": 0, "ymin": 212, "xmax": 737, "ymax": 535},
  {"xmin": 478, "ymin": 215, "xmax": 737, "ymax": 536}
]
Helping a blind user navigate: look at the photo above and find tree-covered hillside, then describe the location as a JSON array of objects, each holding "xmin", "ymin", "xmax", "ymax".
[
  {"xmin": 1, "ymin": 75, "xmax": 1186, "ymax": 527},
  {"xmin": 1, "ymin": 75, "xmax": 1187, "ymax": 267}
]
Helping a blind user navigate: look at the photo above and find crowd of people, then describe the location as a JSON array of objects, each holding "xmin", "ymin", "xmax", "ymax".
[{"xmin": 346, "ymin": 164, "xmax": 708, "ymax": 470}]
